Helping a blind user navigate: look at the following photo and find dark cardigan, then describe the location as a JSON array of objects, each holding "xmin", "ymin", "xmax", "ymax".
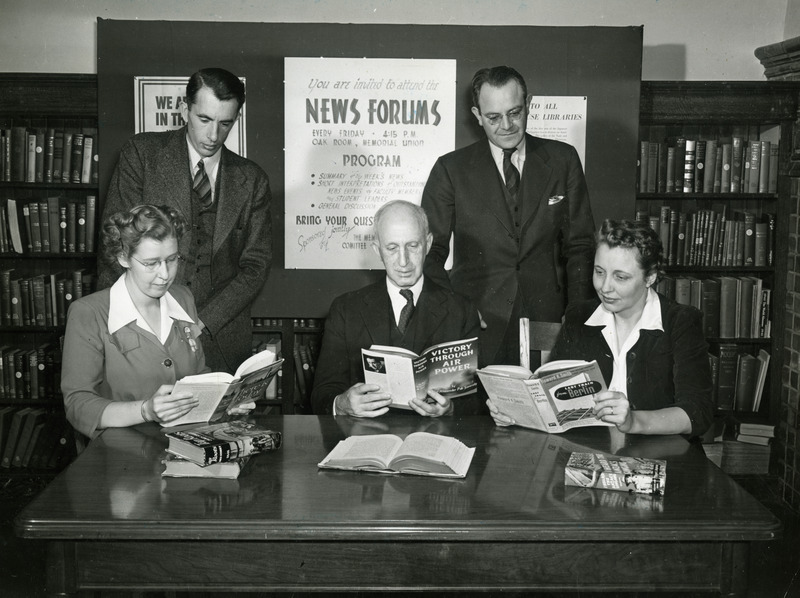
[{"xmin": 550, "ymin": 293, "xmax": 714, "ymax": 437}]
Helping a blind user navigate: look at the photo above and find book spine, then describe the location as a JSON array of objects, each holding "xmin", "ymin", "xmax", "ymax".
[
  {"xmin": 731, "ymin": 137, "xmax": 743, "ymax": 193},
  {"xmin": 683, "ymin": 139, "xmax": 696, "ymax": 193},
  {"xmin": 44, "ymin": 128, "xmax": 55, "ymax": 183},
  {"xmin": 80, "ymin": 136, "xmax": 93, "ymax": 184}
]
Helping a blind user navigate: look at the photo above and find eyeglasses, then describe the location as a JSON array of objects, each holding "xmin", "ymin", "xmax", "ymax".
[
  {"xmin": 482, "ymin": 106, "xmax": 525, "ymax": 126},
  {"xmin": 130, "ymin": 254, "xmax": 184, "ymax": 272}
]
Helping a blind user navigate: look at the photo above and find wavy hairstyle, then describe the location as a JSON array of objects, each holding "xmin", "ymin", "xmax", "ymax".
[
  {"xmin": 596, "ymin": 219, "xmax": 665, "ymax": 284},
  {"xmin": 100, "ymin": 204, "xmax": 187, "ymax": 269}
]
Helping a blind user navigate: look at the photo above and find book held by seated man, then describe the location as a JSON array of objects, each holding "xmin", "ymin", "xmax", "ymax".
[
  {"xmin": 317, "ymin": 432, "xmax": 475, "ymax": 478},
  {"xmin": 163, "ymin": 349, "xmax": 284, "ymax": 427},
  {"xmin": 565, "ymin": 452, "xmax": 667, "ymax": 496},
  {"xmin": 165, "ymin": 420, "xmax": 282, "ymax": 466},
  {"xmin": 477, "ymin": 360, "xmax": 611, "ymax": 433},
  {"xmin": 361, "ymin": 336, "xmax": 478, "ymax": 409}
]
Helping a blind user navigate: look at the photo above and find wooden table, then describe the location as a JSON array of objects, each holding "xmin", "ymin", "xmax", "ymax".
[{"xmin": 16, "ymin": 414, "xmax": 780, "ymax": 596}]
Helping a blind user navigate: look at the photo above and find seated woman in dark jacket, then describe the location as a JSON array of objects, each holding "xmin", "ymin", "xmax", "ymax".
[{"xmin": 490, "ymin": 219, "xmax": 714, "ymax": 437}]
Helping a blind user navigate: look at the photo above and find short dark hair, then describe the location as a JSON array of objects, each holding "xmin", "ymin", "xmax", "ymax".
[
  {"xmin": 100, "ymin": 205, "xmax": 187, "ymax": 268},
  {"xmin": 186, "ymin": 68, "xmax": 245, "ymax": 110},
  {"xmin": 596, "ymin": 219, "xmax": 665, "ymax": 283},
  {"xmin": 471, "ymin": 66, "xmax": 528, "ymax": 112}
]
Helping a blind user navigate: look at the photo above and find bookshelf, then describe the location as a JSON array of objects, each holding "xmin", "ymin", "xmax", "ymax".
[
  {"xmin": 637, "ymin": 81, "xmax": 796, "ymax": 439},
  {"xmin": 0, "ymin": 74, "xmax": 99, "ymax": 475},
  {"xmin": 251, "ymin": 317, "xmax": 323, "ymax": 414}
]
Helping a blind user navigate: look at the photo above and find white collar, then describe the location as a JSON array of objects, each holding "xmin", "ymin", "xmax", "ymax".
[
  {"xmin": 585, "ymin": 287, "xmax": 663, "ymax": 332},
  {"xmin": 488, "ymin": 135, "xmax": 527, "ymax": 165},
  {"xmin": 108, "ymin": 274, "xmax": 195, "ymax": 341},
  {"xmin": 385, "ymin": 275, "xmax": 424, "ymax": 303},
  {"xmin": 186, "ymin": 137, "xmax": 222, "ymax": 178}
]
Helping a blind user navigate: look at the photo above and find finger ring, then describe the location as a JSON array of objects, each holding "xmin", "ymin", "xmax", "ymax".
[{"xmin": 610, "ymin": 407, "xmax": 614, "ymax": 415}]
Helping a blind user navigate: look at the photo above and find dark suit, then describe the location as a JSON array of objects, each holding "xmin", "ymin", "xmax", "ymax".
[
  {"xmin": 311, "ymin": 279, "xmax": 482, "ymax": 416},
  {"xmin": 100, "ymin": 127, "xmax": 272, "ymax": 373},
  {"xmin": 550, "ymin": 294, "xmax": 714, "ymax": 437},
  {"xmin": 422, "ymin": 133, "xmax": 595, "ymax": 365}
]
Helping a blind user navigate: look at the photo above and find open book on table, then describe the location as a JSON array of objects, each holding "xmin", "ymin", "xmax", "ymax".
[
  {"xmin": 477, "ymin": 359, "xmax": 612, "ymax": 433},
  {"xmin": 317, "ymin": 432, "xmax": 475, "ymax": 478},
  {"xmin": 162, "ymin": 350, "xmax": 284, "ymax": 427},
  {"xmin": 361, "ymin": 336, "xmax": 478, "ymax": 409}
]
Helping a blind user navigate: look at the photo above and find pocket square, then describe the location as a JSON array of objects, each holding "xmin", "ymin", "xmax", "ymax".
[{"xmin": 548, "ymin": 195, "xmax": 565, "ymax": 205}]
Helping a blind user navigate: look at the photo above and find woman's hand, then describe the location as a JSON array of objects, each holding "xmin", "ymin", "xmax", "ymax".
[
  {"xmin": 487, "ymin": 399, "xmax": 515, "ymax": 427},
  {"xmin": 593, "ymin": 390, "xmax": 632, "ymax": 432},
  {"xmin": 143, "ymin": 385, "xmax": 199, "ymax": 424}
]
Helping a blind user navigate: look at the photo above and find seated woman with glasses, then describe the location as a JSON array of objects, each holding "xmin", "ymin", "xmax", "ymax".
[{"xmin": 62, "ymin": 204, "xmax": 254, "ymax": 439}]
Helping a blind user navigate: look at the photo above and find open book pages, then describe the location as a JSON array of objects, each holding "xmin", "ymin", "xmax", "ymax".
[
  {"xmin": 163, "ymin": 350, "xmax": 283, "ymax": 428},
  {"xmin": 478, "ymin": 359, "xmax": 611, "ymax": 433},
  {"xmin": 317, "ymin": 432, "xmax": 475, "ymax": 478}
]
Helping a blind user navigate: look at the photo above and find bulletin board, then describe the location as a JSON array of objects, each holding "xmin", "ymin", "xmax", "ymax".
[{"xmin": 97, "ymin": 20, "xmax": 643, "ymax": 317}]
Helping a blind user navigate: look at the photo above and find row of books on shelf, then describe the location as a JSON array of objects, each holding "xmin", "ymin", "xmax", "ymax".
[
  {"xmin": 657, "ymin": 275, "xmax": 770, "ymax": 340},
  {"xmin": 639, "ymin": 207, "xmax": 774, "ymax": 267},
  {"xmin": 0, "ymin": 408, "xmax": 74, "ymax": 471},
  {"xmin": 252, "ymin": 317, "xmax": 324, "ymax": 329},
  {"xmin": 709, "ymin": 346, "xmax": 770, "ymax": 412},
  {"xmin": 0, "ymin": 124, "xmax": 98, "ymax": 185},
  {"xmin": 0, "ymin": 343, "xmax": 62, "ymax": 401},
  {"xmin": 1, "ymin": 269, "xmax": 93, "ymax": 327},
  {"xmin": 637, "ymin": 126, "xmax": 779, "ymax": 194},
  {"xmin": 1, "ymin": 195, "xmax": 97, "ymax": 254}
]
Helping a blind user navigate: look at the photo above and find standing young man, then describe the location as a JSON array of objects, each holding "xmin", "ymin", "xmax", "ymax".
[{"xmin": 100, "ymin": 68, "xmax": 272, "ymax": 373}]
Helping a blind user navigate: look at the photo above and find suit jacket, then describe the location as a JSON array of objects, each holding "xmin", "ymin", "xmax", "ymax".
[
  {"xmin": 100, "ymin": 127, "xmax": 272, "ymax": 373},
  {"xmin": 311, "ymin": 279, "xmax": 482, "ymax": 416},
  {"xmin": 421, "ymin": 133, "xmax": 595, "ymax": 363},
  {"xmin": 550, "ymin": 294, "xmax": 714, "ymax": 437}
]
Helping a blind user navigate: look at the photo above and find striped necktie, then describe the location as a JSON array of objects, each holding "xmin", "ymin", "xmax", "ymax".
[
  {"xmin": 193, "ymin": 159, "xmax": 212, "ymax": 210},
  {"xmin": 397, "ymin": 289, "xmax": 415, "ymax": 333},
  {"xmin": 503, "ymin": 147, "xmax": 520, "ymax": 209}
]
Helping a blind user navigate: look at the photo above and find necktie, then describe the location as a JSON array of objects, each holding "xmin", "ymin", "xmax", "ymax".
[
  {"xmin": 503, "ymin": 147, "xmax": 520, "ymax": 209},
  {"xmin": 193, "ymin": 159, "xmax": 213, "ymax": 210},
  {"xmin": 397, "ymin": 289, "xmax": 415, "ymax": 333}
]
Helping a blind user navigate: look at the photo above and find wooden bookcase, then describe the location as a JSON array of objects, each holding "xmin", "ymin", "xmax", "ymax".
[
  {"xmin": 637, "ymin": 81, "xmax": 797, "ymax": 435},
  {"xmin": 0, "ymin": 74, "xmax": 99, "ymax": 475},
  {"xmin": 251, "ymin": 317, "xmax": 323, "ymax": 414}
]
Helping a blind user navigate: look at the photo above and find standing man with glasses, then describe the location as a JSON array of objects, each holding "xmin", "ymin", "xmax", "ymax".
[
  {"xmin": 100, "ymin": 67, "xmax": 272, "ymax": 374},
  {"xmin": 421, "ymin": 65, "xmax": 595, "ymax": 366}
]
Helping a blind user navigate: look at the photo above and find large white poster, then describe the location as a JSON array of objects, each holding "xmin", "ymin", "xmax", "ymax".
[
  {"xmin": 284, "ymin": 57, "xmax": 456, "ymax": 270},
  {"xmin": 133, "ymin": 76, "xmax": 247, "ymax": 156}
]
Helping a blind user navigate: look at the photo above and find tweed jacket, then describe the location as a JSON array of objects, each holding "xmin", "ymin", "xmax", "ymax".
[{"xmin": 100, "ymin": 127, "xmax": 272, "ymax": 372}]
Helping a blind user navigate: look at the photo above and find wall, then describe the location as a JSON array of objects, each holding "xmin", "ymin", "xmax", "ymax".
[{"xmin": 0, "ymin": 0, "xmax": 791, "ymax": 81}]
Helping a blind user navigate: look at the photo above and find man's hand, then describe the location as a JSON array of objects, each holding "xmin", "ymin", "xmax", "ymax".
[
  {"xmin": 409, "ymin": 390, "xmax": 453, "ymax": 418},
  {"xmin": 334, "ymin": 383, "xmax": 392, "ymax": 418}
]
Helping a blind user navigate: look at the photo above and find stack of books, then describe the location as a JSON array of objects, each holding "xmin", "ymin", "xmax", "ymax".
[
  {"xmin": 162, "ymin": 420, "xmax": 282, "ymax": 479},
  {"xmin": 734, "ymin": 418, "xmax": 774, "ymax": 446}
]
